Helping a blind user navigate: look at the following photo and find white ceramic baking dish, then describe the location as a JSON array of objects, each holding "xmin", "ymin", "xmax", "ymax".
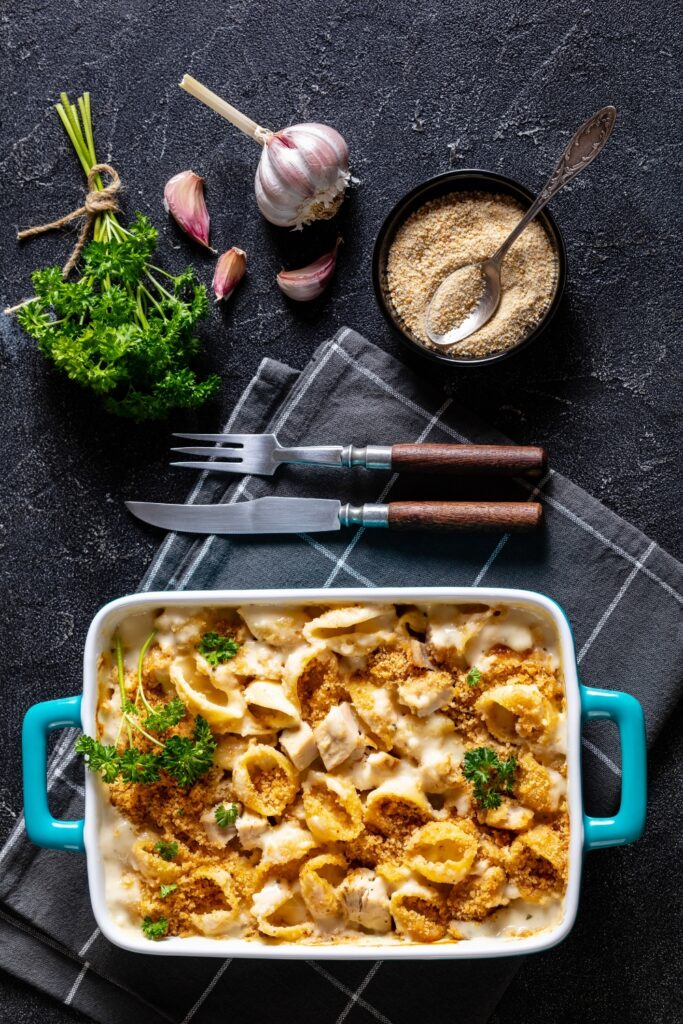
[{"xmin": 22, "ymin": 587, "xmax": 647, "ymax": 958}]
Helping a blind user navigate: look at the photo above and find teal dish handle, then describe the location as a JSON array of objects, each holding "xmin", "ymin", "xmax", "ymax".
[
  {"xmin": 580, "ymin": 684, "xmax": 647, "ymax": 851},
  {"xmin": 22, "ymin": 696, "xmax": 85, "ymax": 852}
]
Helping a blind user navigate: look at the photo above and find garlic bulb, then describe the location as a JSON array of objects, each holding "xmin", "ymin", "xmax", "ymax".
[
  {"xmin": 164, "ymin": 169, "xmax": 214, "ymax": 250},
  {"xmin": 213, "ymin": 247, "xmax": 247, "ymax": 302},
  {"xmin": 255, "ymin": 124, "xmax": 349, "ymax": 228},
  {"xmin": 180, "ymin": 76, "xmax": 350, "ymax": 230},
  {"xmin": 276, "ymin": 242, "xmax": 339, "ymax": 302}
]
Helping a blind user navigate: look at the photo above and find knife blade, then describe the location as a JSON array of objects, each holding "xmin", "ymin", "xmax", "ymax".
[
  {"xmin": 126, "ymin": 497, "xmax": 542, "ymax": 534},
  {"xmin": 126, "ymin": 497, "xmax": 343, "ymax": 534}
]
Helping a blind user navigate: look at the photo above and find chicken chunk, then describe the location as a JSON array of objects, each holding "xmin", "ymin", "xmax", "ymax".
[
  {"xmin": 280, "ymin": 722, "xmax": 319, "ymax": 770},
  {"xmin": 314, "ymin": 703, "xmax": 366, "ymax": 770},
  {"xmin": 236, "ymin": 810, "xmax": 269, "ymax": 850},
  {"xmin": 340, "ymin": 868, "xmax": 391, "ymax": 932},
  {"xmin": 200, "ymin": 805, "xmax": 237, "ymax": 847}
]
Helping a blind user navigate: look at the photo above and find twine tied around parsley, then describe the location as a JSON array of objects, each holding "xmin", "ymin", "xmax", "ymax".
[{"xmin": 16, "ymin": 162, "xmax": 121, "ymax": 279}]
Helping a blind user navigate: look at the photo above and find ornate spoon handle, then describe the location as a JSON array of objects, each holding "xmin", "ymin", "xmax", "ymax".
[{"xmin": 494, "ymin": 105, "xmax": 617, "ymax": 262}]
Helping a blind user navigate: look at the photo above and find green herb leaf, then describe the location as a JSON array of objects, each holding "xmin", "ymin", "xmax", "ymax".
[
  {"xmin": 144, "ymin": 697, "xmax": 186, "ymax": 734},
  {"xmin": 159, "ymin": 715, "xmax": 216, "ymax": 788},
  {"xmin": 463, "ymin": 747, "xmax": 517, "ymax": 810},
  {"xmin": 141, "ymin": 916, "xmax": 168, "ymax": 940},
  {"xmin": 197, "ymin": 632, "xmax": 240, "ymax": 667},
  {"xmin": 153, "ymin": 840, "xmax": 178, "ymax": 862},
  {"xmin": 74, "ymin": 735, "xmax": 120, "ymax": 783},
  {"xmin": 119, "ymin": 747, "xmax": 160, "ymax": 784},
  {"xmin": 466, "ymin": 667, "xmax": 482, "ymax": 688},
  {"xmin": 159, "ymin": 883, "xmax": 178, "ymax": 899},
  {"xmin": 215, "ymin": 803, "xmax": 238, "ymax": 828}
]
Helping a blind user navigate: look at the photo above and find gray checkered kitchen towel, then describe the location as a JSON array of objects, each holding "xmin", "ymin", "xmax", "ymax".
[{"xmin": 1, "ymin": 327, "xmax": 681, "ymax": 1024}]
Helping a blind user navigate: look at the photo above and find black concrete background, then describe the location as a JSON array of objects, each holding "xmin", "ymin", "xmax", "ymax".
[{"xmin": 1, "ymin": 1, "xmax": 681, "ymax": 1021}]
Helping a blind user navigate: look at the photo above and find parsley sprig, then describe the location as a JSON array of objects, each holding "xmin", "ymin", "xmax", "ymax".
[
  {"xmin": 75, "ymin": 630, "xmax": 215, "ymax": 789},
  {"xmin": 466, "ymin": 667, "xmax": 482, "ymax": 688},
  {"xmin": 215, "ymin": 803, "xmax": 238, "ymax": 828},
  {"xmin": 463, "ymin": 747, "xmax": 517, "ymax": 810},
  {"xmin": 198, "ymin": 632, "xmax": 240, "ymax": 667},
  {"xmin": 141, "ymin": 916, "xmax": 168, "ymax": 941},
  {"xmin": 144, "ymin": 696, "xmax": 186, "ymax": 734},
  {"xmin": 76, "ymin": 714, "xmax": 215, "ymax": 789},
  {"xmin": 159, "ymin": 717, "xmax": 216, "ymax": 788},
  {"xmin": 13, "ymin": 92, "xmax": 219, "ymax": 422},
  {"xmin": 153, "ymin": 840, "xmax": 178, "ymax": 862}
]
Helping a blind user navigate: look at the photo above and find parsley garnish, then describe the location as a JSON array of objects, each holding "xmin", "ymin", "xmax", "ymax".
[
  {"xmin": 198, "ymin": 632, "xmax": 240, "ymax": 667},
  {"xmin": 215, "ymin": 803, "xmax": 238, "ymax": 828},
  {"xmin": 118, "ymin": 747, "xmax": 160, "ymax": 784},
  {"xmin": 159, "ymin": 716, "xmax": 217, "ymax": 788},
  {"xmin": 463, "ymin": 747, "xmax": 517, "ymax": 809},
  {"xmin": 141, "ymin": 916, "xmax": 168, "ymax": 941},
  {"xmin": 153, "ymin": 840, "xmax": 178, "ymax": 862},
  {"xmin": 13, "ymin": 94, "xmax": 218, "ymax": 423},
  {"xmin": 159, "ymin": 883, "xmax": 178, "ymax": 899},
  {"xmin": 466, "ymin": 667, "xmax": 482, "ymax": 688},
  {"xmin": 144, "ymin": 697, "xmax": 186, "ymax": 734},
  {"xmin": 74, "ymin": 735, "xmax": 120, "ymax": 784},
  {"xmin": 75, "ymin": 632, "xmax": 214, "ymax": 790}
]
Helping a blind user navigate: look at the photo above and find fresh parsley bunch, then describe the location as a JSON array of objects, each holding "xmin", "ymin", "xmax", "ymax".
[
  {"xmin": 14, "ymin": 93, "xmax": 219, "ymax": 421},
  {"xmin": 463, "ymin": 747, "xmax": 517, "ymax": 810}
]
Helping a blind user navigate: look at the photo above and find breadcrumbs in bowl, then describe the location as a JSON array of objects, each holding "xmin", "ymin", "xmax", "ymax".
[{"xmin": 373, "ymin": 171, "xmax": 566, "ymax": 366}]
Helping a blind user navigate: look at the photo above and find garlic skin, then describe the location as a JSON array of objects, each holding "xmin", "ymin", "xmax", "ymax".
[
  {"xmin": 212, "ymin": 247, "xmax": 247, "ymax": 302},
  {"xmin": 276, "ymin": 242, "xmax": 339, "ymax": 302},
  {"xmin": 164, "ymin": 170, "xmax": 213, "ymax": 250},
  {"xmin": 255, "ymin": 124, "xmax": 350, "ymax": 229}
]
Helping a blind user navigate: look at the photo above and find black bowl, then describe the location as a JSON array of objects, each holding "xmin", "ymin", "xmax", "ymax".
[{"xmin": 372, "ymin": 169, "xmax": 567, "ymax": 367}]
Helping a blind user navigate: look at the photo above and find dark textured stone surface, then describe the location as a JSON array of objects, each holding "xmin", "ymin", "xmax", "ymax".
[{"xmin": 1, "ymin": 1, "xmax": 681, "ymax": 1021}]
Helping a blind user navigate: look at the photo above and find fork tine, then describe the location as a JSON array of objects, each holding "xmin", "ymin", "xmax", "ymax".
[
  {"xmin": 170, "ymin": 460, "xmax": 275, "ymax": 476},
  {"xmin": 172, "ymin": 432, "xmax": 274, "ymax": 445},
  {"xmin": 171, "ymin": 446, "xmax": 245, "ymax": 458}
]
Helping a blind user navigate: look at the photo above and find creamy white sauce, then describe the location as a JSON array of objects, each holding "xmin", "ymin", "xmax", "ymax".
[
  {"xmin": 98, "ymin": 795, "xmax": 141, "ymax": 932},
  {"xmin": 116, "ymin": 610, "xmax": 157, "ymax": 669},
  {"xmin": 465, "ymin": 607, "xmax": 560, "ymax": 670},
  {"xmin": 453, "ymin": 898, "xmax": 563, "ymax": 939}
]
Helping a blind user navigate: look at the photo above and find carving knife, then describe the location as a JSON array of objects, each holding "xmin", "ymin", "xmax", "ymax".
[{"xmin": 125, "ymin": 497, "xmax": 542, "ymax": 534}]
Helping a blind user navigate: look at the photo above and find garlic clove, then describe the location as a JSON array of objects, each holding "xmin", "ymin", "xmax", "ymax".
[
  {"xmin": 212, "ymin": 247, "xmax": 247, "ymax": 302},
  {"xmin": 256, "ymin": 124, "xmax": 350, "ymax": 229},
  {"xmin": 276, "ymin": 241, "xmax": 339, "ymax": 302},
  {"xmin": 164, "ymin": 170, "xmax": 214, "ymax": 250}
]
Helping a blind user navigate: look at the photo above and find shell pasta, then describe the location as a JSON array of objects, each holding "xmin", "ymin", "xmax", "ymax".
[{"xmin": 94, "ymin": 601, "xmax": 570, "ymax": 945}]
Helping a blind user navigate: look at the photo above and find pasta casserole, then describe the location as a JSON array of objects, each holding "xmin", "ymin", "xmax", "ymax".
[{"xmin": 83, "ymin": 601, "xmax": 570, "ymax": 946}]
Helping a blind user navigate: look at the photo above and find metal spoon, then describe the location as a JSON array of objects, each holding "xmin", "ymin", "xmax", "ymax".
[{"xmin": 424, "ymin": 105, "xmax": 617, "ymax": 347}]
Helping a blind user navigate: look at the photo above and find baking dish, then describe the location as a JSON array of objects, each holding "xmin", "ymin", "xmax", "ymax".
[{"xmin": 22, "ymin": 587, "xmax": 646, "ymax": 959}]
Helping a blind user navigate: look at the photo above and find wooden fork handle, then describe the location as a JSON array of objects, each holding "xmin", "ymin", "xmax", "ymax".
[
  {"xmin": 390, "ymin": 444, "xmax": 547, "ymax": 477},
  {"xmin": 387, "ymin": 501, "xmax": 542, "ymax": 531}
]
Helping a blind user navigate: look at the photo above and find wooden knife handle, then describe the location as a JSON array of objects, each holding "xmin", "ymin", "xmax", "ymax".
[
  {"xmin": 386, "ymin": 501, "xmax": 543, "ymax": 531},
  {"xmin": 390, "ymin": 444, "xmax": 547, "ymax": 477}
]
